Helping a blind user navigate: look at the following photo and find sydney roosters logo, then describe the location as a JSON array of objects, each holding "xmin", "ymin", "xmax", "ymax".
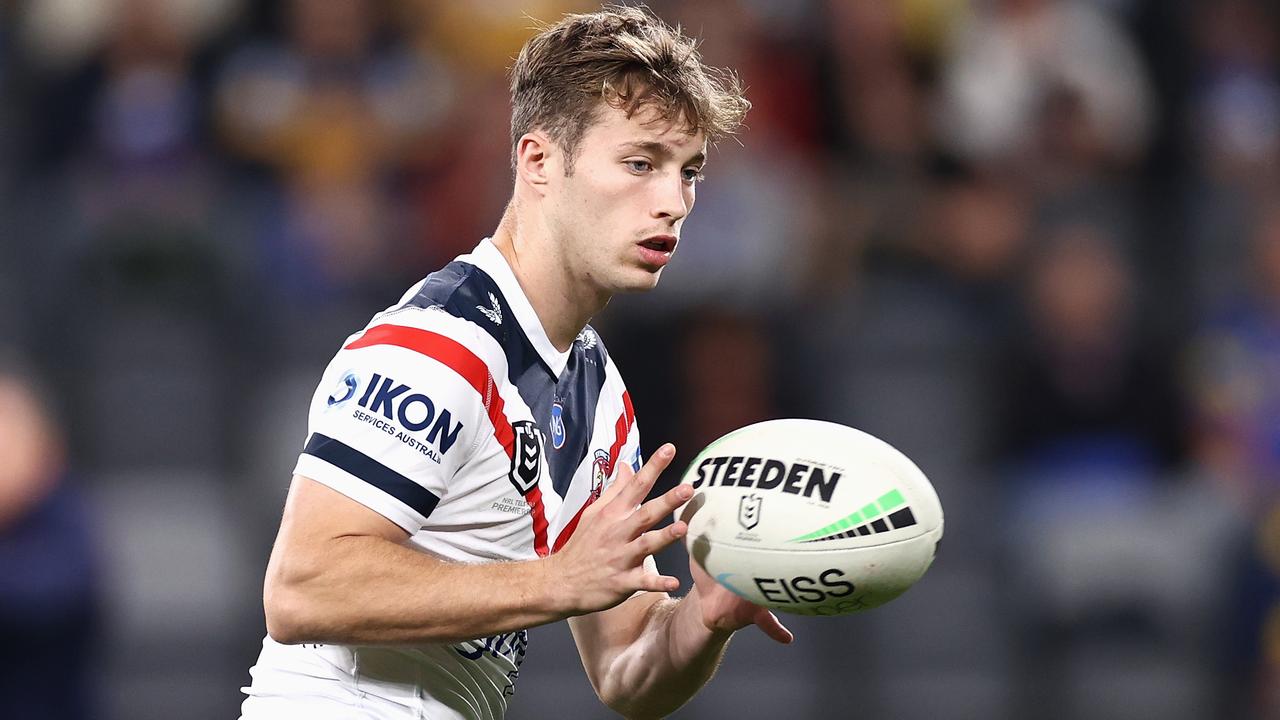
[{"xmin": 591, "ymin": 449, "xmax": 611, "ymax": 499}]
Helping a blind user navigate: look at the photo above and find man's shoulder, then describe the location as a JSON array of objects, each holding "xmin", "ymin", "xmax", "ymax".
[
  {"xmin": 364, "ymin": 259, "xmax": 507, "ymax": 342},
  {"xmin": 388, "ymin": 260, "xmax": 526, "ymax": 356},
  {"xmin": 332, "ymin": 265, "xmax": 514, "ymax": 387},
  {"xmin": 378, "ymin": 260, "xmax": 480, "ymax": 324}
]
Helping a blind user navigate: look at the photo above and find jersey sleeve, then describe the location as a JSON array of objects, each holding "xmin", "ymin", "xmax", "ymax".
[{"xmin": 293, "ymin": 320, "xmax": 492, "ymax": 533}]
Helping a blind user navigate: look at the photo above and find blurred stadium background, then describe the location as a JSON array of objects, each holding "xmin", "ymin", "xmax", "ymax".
[{"xmin": 2, "ymin": 0, "xmax": 1278, "ymax": 718}]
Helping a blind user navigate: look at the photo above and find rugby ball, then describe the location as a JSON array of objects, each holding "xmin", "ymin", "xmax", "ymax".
[{"xmin": 677, "ymin": 419, "xmax": 942, "ymax": 616}]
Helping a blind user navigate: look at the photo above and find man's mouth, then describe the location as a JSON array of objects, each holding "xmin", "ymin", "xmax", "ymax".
[{"xmin": 639, "ymin": 235, "xmax": 677, "ymax": 253}]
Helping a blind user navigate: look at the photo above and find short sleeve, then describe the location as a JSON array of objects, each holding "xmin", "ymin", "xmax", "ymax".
[{"xmin": 293, "ymin": 322, "xmax": 490, "ymax": 533}]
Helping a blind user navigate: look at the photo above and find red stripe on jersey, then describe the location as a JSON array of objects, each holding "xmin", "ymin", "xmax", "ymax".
[
  {"xmin": 346, "ymin": 325, "xmax": 514, "ymax": 456},
  {"xmin": 344, "ymin": 324, "xmax": 551, "ymax": 556},
  {"xmin": 607, "ymin": 391, "xmax": 636, "ymax": 478},
  {"xmin": 552, "ymin": 390, "xmax": 635, "ymax": 553},
  {"xmin": 526, "ymin": 485, "xmax": 550, "ymax": 556},
  {"xmin": 552, "ymin": 497, "xmax": 588, "ymax": 553}
]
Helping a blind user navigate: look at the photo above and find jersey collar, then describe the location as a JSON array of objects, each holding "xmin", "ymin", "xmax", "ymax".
[{"xmin": 462, "ymin": 238, "xmax": 572, "ymax": 378}]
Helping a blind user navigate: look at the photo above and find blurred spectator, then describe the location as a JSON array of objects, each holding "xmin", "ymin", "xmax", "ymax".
[
  {"xmin": 998, "ymin": 222, "xmax": 1186, "ymax": 480},
  {"xmin": 1187, "ymin": 0, "xmax": 1280, "ymax": 187},
  {"xmin": 808, "ymin": 0, "xmax": 934, "ymax": 299},
  {"xmin": 218, "ymin": 0, "xmax": 452, "ymax": 181},
  {"xmin": 399, "ymin": 0, "xmax": 593, "ymax": 75},
  {"xmin": 1192, "ymin": 202, "xmax": 1280, "ymax": 716},
  {"xmin": 216, "ymin": 0, "xmax": 453, "ymax": 348},
  {"xmin": 996, "ymin": 226, "xmax": 1215, "ymax": 720},
  {"xmin": 823, "ymin": 0, "xmax": 933, "ymax": 162},
  {"xmin": 1184, "ymin": 0, "xmax": 1280, "ymax": 314},
  {"xmin": 16, "ymin": 0, "xmax": 236, "ymax": 173},
  {"xmin": 927, "ymin": 171, "xmax": 1028, "ymax": 326},
  {"xmin": 406, "ymin": 75, "xmax": 514, "ymax": 268},
  {"xmin": 0, "ymin": 367, "xmax": 100, "ymax": 720},
  {"xmin": 1192, "ymin": 202, "xmax": 1280, "ymax": 508},
  {"xmin": 937, "ymin": 0, "xmax": 1153, "ymax": 170},
  {"xmin": 17, "ymin": 0, "xmax": 237, "ymax": 76}
]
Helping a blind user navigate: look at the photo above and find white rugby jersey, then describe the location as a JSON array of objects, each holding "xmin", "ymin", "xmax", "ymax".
[{"xmin": 242, "ymin": 239, "xmax": 642, "ymax": 720}]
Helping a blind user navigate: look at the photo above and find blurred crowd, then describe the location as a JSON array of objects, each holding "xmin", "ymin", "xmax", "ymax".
[{"xmin": 4, "ymin": 0, "xmax": 1280, "ymax": 718}]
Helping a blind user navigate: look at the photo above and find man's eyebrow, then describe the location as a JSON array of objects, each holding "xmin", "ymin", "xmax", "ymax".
[{"xmin": 619, "ymin": 141, "xmax": 706, "ymax": 166}]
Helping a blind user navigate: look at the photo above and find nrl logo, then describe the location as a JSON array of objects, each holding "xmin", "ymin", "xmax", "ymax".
[
  {"xmin": 738, "ymin": 494, "xmax": 762, "ymax": 531},
  {"xmin": 507, "ymin": 421, "xmax": 543, "ymax": 494}
]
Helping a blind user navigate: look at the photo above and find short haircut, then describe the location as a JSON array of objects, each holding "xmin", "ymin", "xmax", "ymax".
[{"xmin": 509, "ymin": 4, "xmax": 750, "ymax": 173}]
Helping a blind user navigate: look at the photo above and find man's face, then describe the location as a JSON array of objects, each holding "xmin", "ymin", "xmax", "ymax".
[{"xmin": 543, "ymin": 101, "xmax": 707, "ymax": 295}]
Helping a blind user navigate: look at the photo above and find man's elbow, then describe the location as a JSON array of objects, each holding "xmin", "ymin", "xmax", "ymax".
[
  {"xmin": 263, "ymin": 570, "xmax": 319, "ymax": 645},
  {"xmin": 595, "ymin": 677, "xmax": 676, "ymax": 720},
  {"xmin": 597, "ymin": 687, "xmax": 640, "ymax": 720},
  {"xmin": 586, "ymin": 669, "xmax": 627, "ymax": 716}
]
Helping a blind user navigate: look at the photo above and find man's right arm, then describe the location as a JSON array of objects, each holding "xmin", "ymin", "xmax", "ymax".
[
  {"xmin": 263, "ymin": 445, "xmax": 691, "ymax": 646},
  {"xmin": 264, "ymin": 474, "xmax": 562, "ymax": 646}
]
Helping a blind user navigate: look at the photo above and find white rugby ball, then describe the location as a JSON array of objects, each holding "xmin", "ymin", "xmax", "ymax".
[{"xmin": 677, "ymin": 419, "xmax": 943, "ymax": 616}]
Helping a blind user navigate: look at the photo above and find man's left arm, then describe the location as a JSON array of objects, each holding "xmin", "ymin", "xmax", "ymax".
[{"xmin": 567, "ymin": 488, "xmax": 793, "ymax": 719}]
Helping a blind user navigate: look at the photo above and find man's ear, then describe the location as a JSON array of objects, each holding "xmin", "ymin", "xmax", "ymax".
[{"xmin": 515, "ymin": 132, "xmax": 557, "ymax": 195}]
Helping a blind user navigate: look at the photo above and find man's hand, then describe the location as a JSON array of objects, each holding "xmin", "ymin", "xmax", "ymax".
[
  {"xmin": 548, "ymin": 444, "xmax": 694, "ymax": 615},
  {"xmin": 690, "ymin": 553, "xmax": 795, "ymax": 644}
]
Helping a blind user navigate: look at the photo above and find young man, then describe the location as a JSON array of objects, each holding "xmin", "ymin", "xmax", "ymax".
[{"xmin": 241, "ymin": 6, "xmax": 793, "ymax": 719}]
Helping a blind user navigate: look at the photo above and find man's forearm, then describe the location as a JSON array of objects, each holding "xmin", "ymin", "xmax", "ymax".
[
  {"xmin": 596, "ymin": 592, "xmax": 734, "ymax": 719},
  {"xmin": 266, "ymin": 533, "xmax": 569, "ymax": 646},
  {"xmin": 265, "ymin": 457, "xmax": 693, "ymax": 649}
]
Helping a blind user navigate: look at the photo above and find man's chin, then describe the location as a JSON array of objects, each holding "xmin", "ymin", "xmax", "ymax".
[{"xmin": 614, "ymin": 267, "xmax": 664, "ymax": 294}]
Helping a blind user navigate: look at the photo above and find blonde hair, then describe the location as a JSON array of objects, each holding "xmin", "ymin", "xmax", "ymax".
[{"xmin": 509, "ymin": 4, "xmax": 749, "ymax": 173}]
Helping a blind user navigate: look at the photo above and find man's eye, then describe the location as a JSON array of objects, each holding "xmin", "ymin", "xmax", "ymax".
[
  {"xmin": 682, "ymin": 167, "xmax": 705, "ymax": 183},
  {"xmin": 626, "ymin": 160, "xmax": 652, "ymax": 173}
]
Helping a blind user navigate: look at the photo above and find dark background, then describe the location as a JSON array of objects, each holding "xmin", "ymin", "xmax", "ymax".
[{"xmin": 2, "ymin": 0, "xmax": 1279, "ymax": 718}]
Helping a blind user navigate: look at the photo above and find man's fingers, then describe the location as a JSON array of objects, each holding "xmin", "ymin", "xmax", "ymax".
[
  {"xmin": 613, "ymin": 443, "xmax": 676, "ymax": 508},
  {"xmin": 633, "ymin": 521, "xmax": 687, "ymax": 558},
  {"xmin": 630, "ymin": 483, "xmax": 694, "ymax": 537},
  {"xmin": 755, "ymin": 608, "xmax": 795, "ymax": 645},
  {"xmin": 634, "ymin": 570, "xmax": 681, "ymax": 594}
]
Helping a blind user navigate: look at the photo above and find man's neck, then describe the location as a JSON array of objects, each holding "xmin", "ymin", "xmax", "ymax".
[{"xmin": 490, "ymin": 210, "xmax": 609, "ymax": 353}]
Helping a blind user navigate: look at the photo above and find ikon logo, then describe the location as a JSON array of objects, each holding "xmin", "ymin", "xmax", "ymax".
[
  {"xmin": 739, "ymin": 494, "xmax": 762, "ymax": 531},
  {"xmin": 355, "ymin": 372, "xmax": 465, "ymax": 453}
]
